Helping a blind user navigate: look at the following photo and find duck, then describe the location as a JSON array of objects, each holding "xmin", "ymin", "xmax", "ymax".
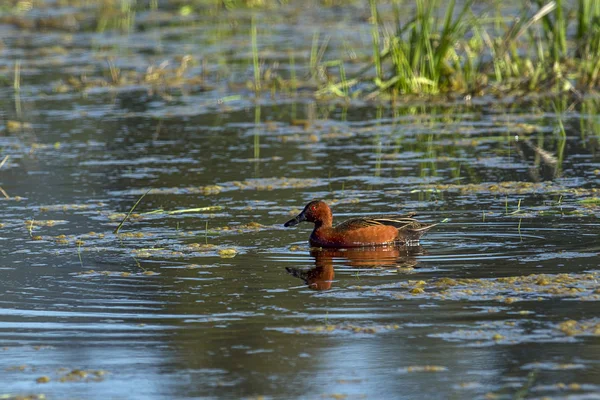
[{"xmin": 284, "ymin": 200, "xmax": 435, "ymax": 248}]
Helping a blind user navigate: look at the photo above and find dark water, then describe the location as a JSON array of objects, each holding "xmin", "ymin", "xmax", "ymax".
[{"xmin": 1, "ymin": 2, "xmax": 600, "ymax": 399}]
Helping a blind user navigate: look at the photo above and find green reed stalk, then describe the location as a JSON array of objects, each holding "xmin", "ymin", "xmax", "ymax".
[
  {"xmin": 576, "ymin": 0, "xmax": 600, "ymax": 86},
  {"xmin": 251, "ymin": 15, "xmax": 260, "ymax": 93},
  {"xmin": 514, "ymin": 368, "xmax": 537, "ymax": 400},
  {"xmin": 120, "ymin": 0, "xmax": 136, "ymax": 34},
  {"xmin": 14, "ymin": 60, "xmax": 21, "ymax": 117},
  {"xmin": 369, "ymin": 0, "xmax": 382, "ymax": 81},
  {"xmin": 552, "ymin": 101, "xmax": 567, "ymax": 139},
  {"xmin": 289, "ymin": 49, "xmax": 297, "ymax": 93},
  {"xmin": 114, "ymin": 189, "xmax": 152, "ymax": 234},
  {"xmin": 13, "ymin": 60, "xmax": 20, "ymax": 91},
  {"xmin": 106, "ymin": 58, "xmax": 120, "ymax": 84},
  {"xmin": 133, "ymin": 256, "xmax": 147, "ymax": 272},
  {"xmin": 0, "ymin": 155, "xmax": 9, "ymax": 170},
  {"xmin": 28, "ymin": 219, "xmax": 34, "ymax": 238},
  {"xmin": 555, "ymin": 133, "xmax": 566, "ymax": 178},
  {"xmin": 310, "ymin": 32, "xmax": 319, "ymax": 80},
  {"xmin": 339, "ymin": 61, "xmax": 348, "ymax": 97},
  {"xmin": 531, "ymin": 0, "xmax": 566, "ymax": 61},
  {"xmin": 555, "ymin": 0, "xmax": 567, "ymax": 58}
]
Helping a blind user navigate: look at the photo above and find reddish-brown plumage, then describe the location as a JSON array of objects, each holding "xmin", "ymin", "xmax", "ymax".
[{"xmin": 284, "ymin": 200, "xmax": 436, "ymax": 248}]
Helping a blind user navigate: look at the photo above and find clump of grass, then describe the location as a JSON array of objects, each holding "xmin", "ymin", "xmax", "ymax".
[
  {"xmin": 353, "ymin": 0, "xmax": 475, "ymax": 98},
  {"xmin": 391, "ymin": 0, "xmax": 473, "ymax": 94},
  {"xmin": 320, "ymin": 0, "xmax": 600, "ymax": 99}
]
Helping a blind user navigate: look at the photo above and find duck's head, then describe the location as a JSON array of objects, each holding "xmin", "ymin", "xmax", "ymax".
[{"xmin": 284, "ymin": 200, "xmax": 332, "ymax": 227}]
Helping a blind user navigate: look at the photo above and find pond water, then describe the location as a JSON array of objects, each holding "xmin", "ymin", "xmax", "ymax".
[{"xmin": 1, "ymin": 2, "xmax": 600, "ymax": 399}]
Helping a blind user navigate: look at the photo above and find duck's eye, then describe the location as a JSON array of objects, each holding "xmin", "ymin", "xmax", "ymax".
[{"xmin": 311, "ymin": 205, "xmax": 316, "ymax": 211}]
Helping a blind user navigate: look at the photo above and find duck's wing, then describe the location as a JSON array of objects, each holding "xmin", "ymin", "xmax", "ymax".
[
  {"xmin": 334, "ymin": 217, "xmax": 383, "ymax": 231},
  {"xmin": 371, "ymin": 216, "xmax": 429, "ymax": 230},
  {"xmin": 335, "ymin": 213, "xmax": 422, "ymax": 231}
]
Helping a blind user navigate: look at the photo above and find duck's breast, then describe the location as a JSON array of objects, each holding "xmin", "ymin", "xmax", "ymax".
[{"xmin": 310, "ymin": 225, "xmax": 398, "ymax": 247}]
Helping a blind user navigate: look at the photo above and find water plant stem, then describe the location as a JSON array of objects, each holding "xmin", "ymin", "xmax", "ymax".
[
  {"xmin": 133, "ymin": 256, "xmax": 147, "ymax": 272},
  {"xmin": 114, "ymin": 189, "xmax": 152, "ymax": 234},
  {"xmin": 369, "ymin": 0, "xmax": 382, "ymax": 81},
  {"xmin": 251, "ymin": 15, "xmax": 260, "ymax": 93},
  {"xmin": 28, "ymin": 219, "xmax": 34, "ymax": 238},
  {"xmin": 14, "ymin": 60, "xmax": 21, "ymax": 117},
  {"xmin": 289, "ymin": 49, "xmax": 297, "ymax": 94},
  {"xmin": 0, "ymin": 155, "xmax": 9, "ymax": 170},
  {"xmin": 205, "ymin": 221, "xmax": 209, "ymax": 244}
]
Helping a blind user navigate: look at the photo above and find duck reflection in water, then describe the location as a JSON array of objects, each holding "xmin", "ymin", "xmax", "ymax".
[{"xmin": 286, "ymin": 245, "xmax": 426, "ymax": 290}]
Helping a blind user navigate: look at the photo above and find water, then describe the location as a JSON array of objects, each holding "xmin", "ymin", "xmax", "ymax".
[{"xmin": 1, "ymin": 2, "xmax": 600, "ymax": 399}]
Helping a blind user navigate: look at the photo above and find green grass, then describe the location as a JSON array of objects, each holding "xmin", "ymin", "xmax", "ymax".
[
  {"xmin": 251, "ymin": 14, "xmax": 260, "ymax": 93},
  {"xmin": 13, "ymin": 60, "xmax": 21, "ymax": 117},
  {"xmin": 114, "ymin": 189, "xmax": 152, "ymax": 234},
  {"xmin": 318, "ymin": 0, "xmax": 600, "ymax": 98}
]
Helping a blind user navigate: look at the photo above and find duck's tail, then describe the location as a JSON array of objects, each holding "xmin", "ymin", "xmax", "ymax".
[{"xmin": 397, "ymin": 222, "xmax": 437, "ymax": 245}]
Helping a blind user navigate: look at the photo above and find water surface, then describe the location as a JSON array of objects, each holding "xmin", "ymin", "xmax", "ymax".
[{"xmin": 1, "ymin": 2, "xmax": 600, "ymax": 399}]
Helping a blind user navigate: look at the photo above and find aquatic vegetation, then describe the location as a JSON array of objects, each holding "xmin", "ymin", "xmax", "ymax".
[
  {"xmin": 107, "ymin": 212, "xmax": 144, "ymax": 221},
  {"xmin": 24, "ymin": 219, "xmax": 66, "ymax": 227},
  {"xmin": 33, "ymin": 369, "xmax": 106, "ymax": 385},
  {"xmin": 232, "ymin": 178, "xmax": 321, "ymax": 191},
  {"xmin": 218, "ymin": 248, "xmax": 237, "ymax": 258},
  {"xmin": 76, "ymin": 269, "xmax": 158, "ymax": 277},
  {"xmin": 399, "ymin": 366, "xmax": 448, "ymax": 373},
  {"xmin": 557, "ymin": 319, "xmax": 600, "ymax": 337},
  {"xmin": 0, "ymin": 0, "xmax": 599, "ymax": 103},
  {"xmin": 6, "ymin": 120, "xmax": 32, "ymax": 132},
  {"xmin": 58, "ymin": 369, "xmax": 107, "ymax": 383},
  {"xmin": 213, "ymin": 221, "xmax": 265, "ymax": 232},
  {"xmin": 38, "ymin": 204, "xmax": 96, "ymax": 212},
  {"xmin": 186, "ymin": 243, "xmax": 216, "ymax": 251},
  {"xmin": 313, "ymin": 1, "xmax": 600, "ymax": 98},
  {"xmin": 143, "ymin": 206, "xmax": 223, "ymax": 215},
  {"xmin": 285, "ymin": 323, "xmax": 402, "ymax": 335},
  {"xmin": 379, "ymin": 272, "xmax": 600, "ymax": 303}
]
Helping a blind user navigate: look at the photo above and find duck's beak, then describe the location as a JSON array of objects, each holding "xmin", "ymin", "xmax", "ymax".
[{"xmin": 284, "ymin": 212, "xmax": 306, "ymax": 227}]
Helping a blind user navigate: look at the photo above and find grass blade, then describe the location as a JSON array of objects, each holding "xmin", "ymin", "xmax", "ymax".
[{"xmin": 114, "ymin": 189, "xmax": 152, "ymax": 234}]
